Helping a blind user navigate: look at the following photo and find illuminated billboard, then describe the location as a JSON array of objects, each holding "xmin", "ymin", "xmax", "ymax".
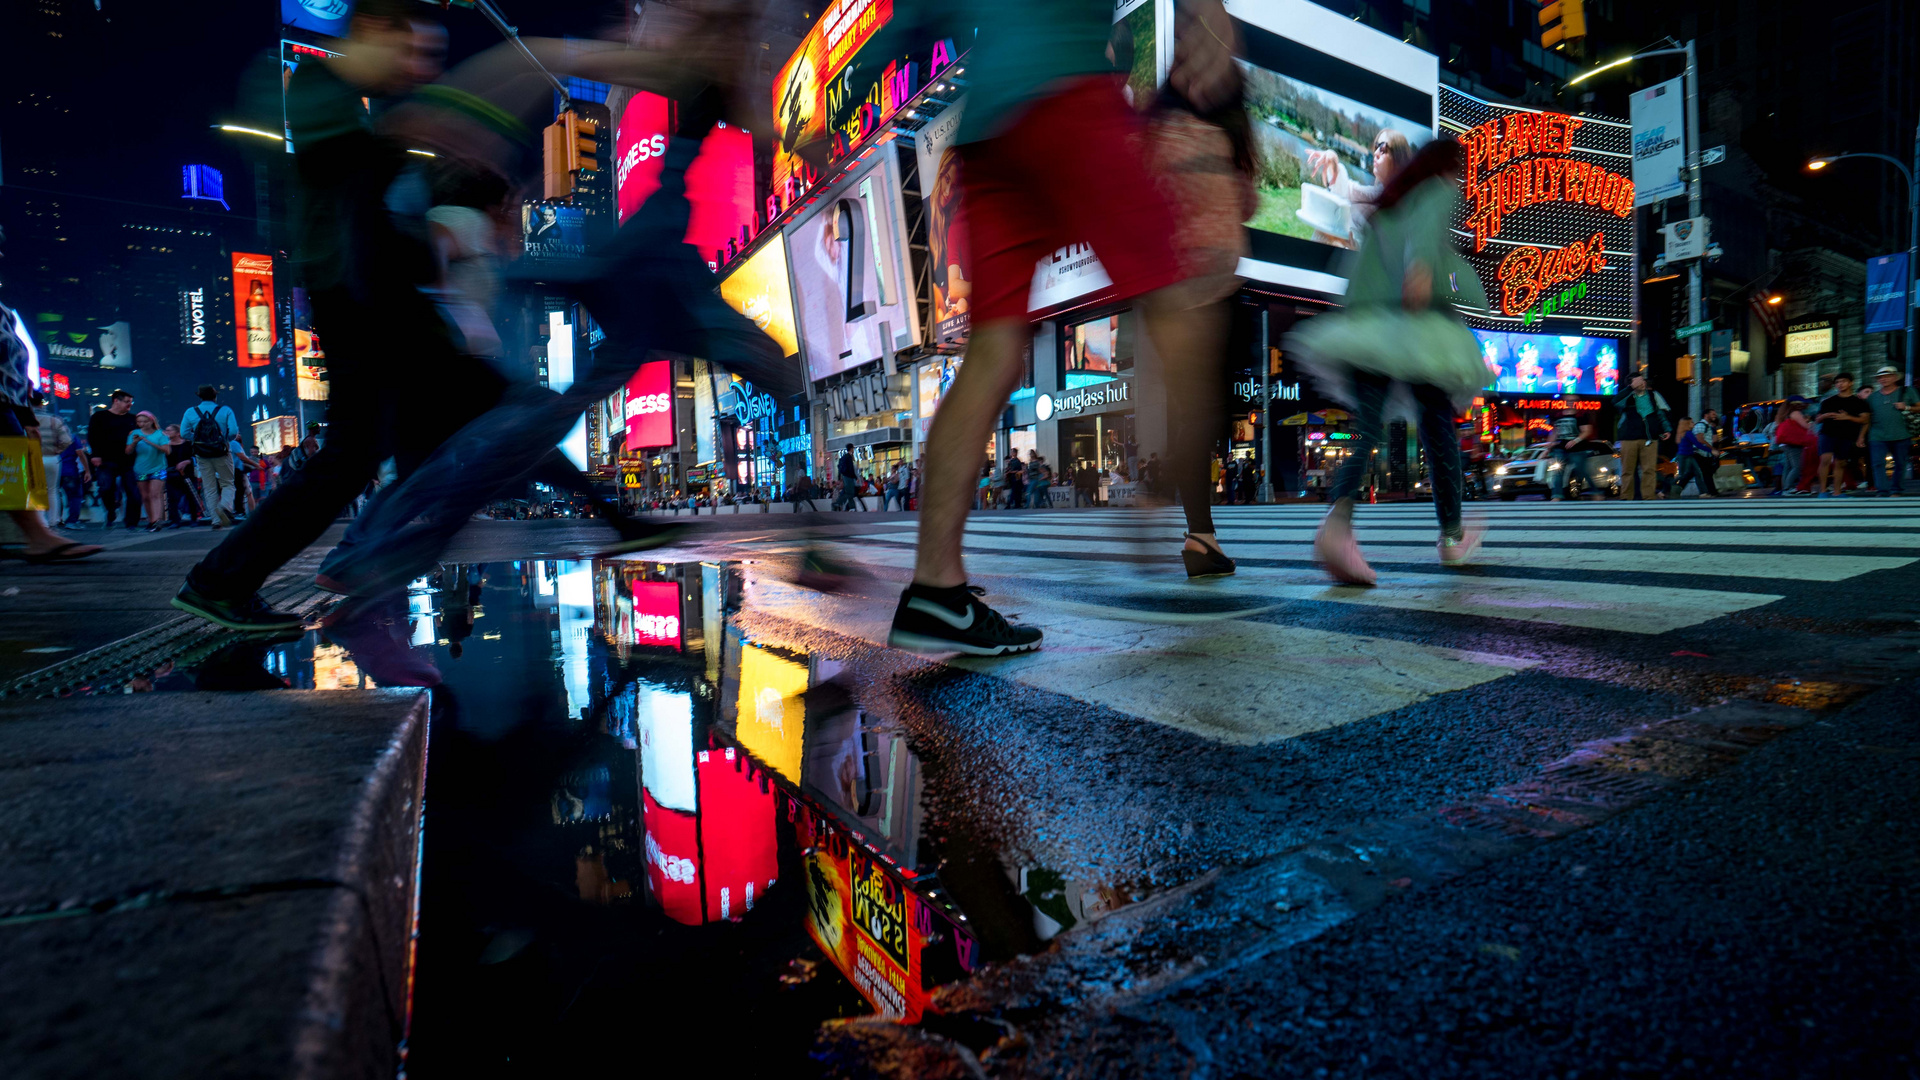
[
  {"xmin": 630, "ymin": 579, "xmax": 682, "ymax": 647},
  {"xmin": 623, "ymin": 360, "xmax": 674, "ymax": 450},
  {"xmin": 786, "ymin": 151, "xmax": 920, "ymax": 381},
  {"xmin": 1224, "ymin": 0, "xmax": 1439, "ymax": 293},
  {"xmin": 521, "ymin": 201, "xmax": 586, "ymax": 260},
  {"xmin": 1441, "ymin": 86, "xmax": 1634, "ymax": 338},
  {"xmin": 615, "ymin": 92, "xmax": 671, "ymax": 220},
  {"xmin": 281, "ymin": 0, "xmax": 352, "ymax": 37},
  {"xmin": 717, "ymin": 238, "xmax": 801, "ymax": 359},
  {"xmin": 731, "ymin": 641, "xmax": 808, "ymax": 784},
  {"xmin": 1473, "ymin": 329, "xmax": 1622, "ymax": 397},
  {"xmin": 771, "ymin": 0, "xmax": 896, "ymax": 195},
  {"xmin": 685, "ymin": 121, "xmax": 756, "ymax": 271},
  {"xmin": 232, "ymin": 252, "xmax": 276, "ymax": 368}
]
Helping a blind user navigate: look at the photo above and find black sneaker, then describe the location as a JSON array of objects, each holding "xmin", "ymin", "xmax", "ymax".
[
  {"xmin": 171, "ymin": 584, "xmax": 306, "ymax": 633},
  {"xmin": 887, "ymin": 583, "xmax": 1042, "ymax": 656}
]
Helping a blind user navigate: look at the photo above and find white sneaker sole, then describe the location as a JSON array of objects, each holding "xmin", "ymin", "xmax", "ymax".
[{"xmin": 887, "ymin": 629, "xmax": 1042, "ymax": 656}]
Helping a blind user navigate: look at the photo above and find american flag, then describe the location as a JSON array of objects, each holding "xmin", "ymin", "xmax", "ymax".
[{"xmin": 1750, "ymin": 293, "xmax": 1786, "ymax": 341}]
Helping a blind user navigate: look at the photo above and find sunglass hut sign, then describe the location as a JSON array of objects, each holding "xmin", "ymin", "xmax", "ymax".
[{"xmin": 1442, "ymin": 87, "xmax": 1635, "ymax": 339}]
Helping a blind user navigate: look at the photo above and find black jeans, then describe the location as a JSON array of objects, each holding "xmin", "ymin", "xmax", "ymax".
[
  {"xmin": 1676, "ymin": 455, "xmax": 1718, "ymax": 496},
  {"xmin": 1328, "ymin": 371, "xmax": 1464, "ymax": 533},
  {"xmin": 187, "ymin": 288, "xmax": 500, "ymax": 600},
  {"xmin": 95, "ymin": 462, "xmax": 143, "ymax": 527}
]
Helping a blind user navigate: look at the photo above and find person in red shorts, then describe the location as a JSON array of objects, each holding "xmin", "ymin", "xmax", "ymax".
[{"xmin": 884, "ymin": 0, "xmax": 1240, "ymax": 656}]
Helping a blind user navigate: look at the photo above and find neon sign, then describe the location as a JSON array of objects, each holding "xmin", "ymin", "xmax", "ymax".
[
  {"xmin": 1515, "ymin": 398, "xmax": 1602, "ymax": 411},
  {"xmin": 1460, "ymin": 113, "xmax": 1633, "ymax": 253},
  {"xmin": 1441, "ymin": 87, "xmax": 1634, "ymax": 340}
]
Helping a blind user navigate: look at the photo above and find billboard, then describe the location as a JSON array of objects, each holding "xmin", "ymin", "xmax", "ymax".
[
  {"xmin": 253, "ymin": 415, "xmax": 301, "ymax": 455},
  {"xmin": 685, "ymin": 121, "xmax": 757, "ymax": 271},
  {"xmin": 1473, "ymin": 329, "xmax": 1623, "ymax": 397},
  {"xmin": 281, "ymin": 0, "xmax": 353, "ymax": 37},
  {"xmin": 521, "ymin": 201, "xmax": 587, "ymax": 259},
  {"xmin": 1224, "ymin": 0, "xmax": 1438, "ymax": 291},
  {"xmin": 292, "ymin": 287, "xmax": 328, "ymax": 401},
  {"xmin": 786, "ymin": 152, "xmax": 919, "ymax": 381},
  {"xmin": 912, "ymin": 98, "xmax": 972, "ymax": 345},
  {"xmin": 1628, "ymin": 77, "xmax": 1686, "ymax": 207},
  {"xmin": 1866, "ymin": 253, "xmax": 1909, "ymax": 334},
  {"xmin": 1440, "ymin": 87, "xmax": 1634, "ymax": 338},
  {"xmin": 615, "ymin": 91, "xmax": 672, "ymax": 221},
  {"xmin": 624, "ymin": 359, "xmax": 674, "ymax": 449},
  {"xmin": 1784, "ymin": 315, "xmax": 1838, "ymax": 361},
  {"xmin": 631, "ymin": 580, "xmax": 682, "ymax": 647},
  {"xmin": 717, "ymin": 238, "xmax": 801, "ymax": 359},
  {"xmin": 232, "ymin": 252, "xmax": 276, "ymax": 368},
  {"xmin": 731, "ymin": 642, "xmax": 808, "ymax": 784},
  {"xmin": 771, "ymin": 0, "xmax": 897, "ymax": 196}
]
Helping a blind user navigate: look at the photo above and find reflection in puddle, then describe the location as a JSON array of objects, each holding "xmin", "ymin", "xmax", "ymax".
[{"xmin": 124, "ymin": 558, "xmax": 1109, "ymax": 1064}]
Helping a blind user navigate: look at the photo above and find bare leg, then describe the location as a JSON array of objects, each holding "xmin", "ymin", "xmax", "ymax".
[
  {"xmin": 912, "ymin": 319, "xmax": 1030, "ymax": 588},
  {"xmin": 7, "ymin": 510, "xmax": 102, "ymax": 557}
]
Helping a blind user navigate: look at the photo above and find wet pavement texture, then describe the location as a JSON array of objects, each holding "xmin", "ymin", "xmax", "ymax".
[{"xmin": 3, "ymin": 500, "xmax": 1918, "ymax": 1076}]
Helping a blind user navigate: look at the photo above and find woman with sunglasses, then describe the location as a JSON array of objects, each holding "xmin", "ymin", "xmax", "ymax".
[{"xmin": 1304, "ymin": 129, "xmax": 1415, "ymax": 248}]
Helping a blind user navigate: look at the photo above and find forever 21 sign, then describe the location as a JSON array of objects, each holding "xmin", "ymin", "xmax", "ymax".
[{"xmin": 820, "ymin": 370, "xmax": 892, "ymax": 424}]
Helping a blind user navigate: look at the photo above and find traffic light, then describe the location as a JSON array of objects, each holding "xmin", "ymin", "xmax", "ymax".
[
  {"xmin": 1675, "ymin": 353, "xmax": 1695, "ymax": 382},
  {"xmin": 1538, "ymin": 0, "xmax": 1587, "ymax": 48},
  {"xmin": 542, "ymin": 109, "xmax": 601, "ymax": 201}
]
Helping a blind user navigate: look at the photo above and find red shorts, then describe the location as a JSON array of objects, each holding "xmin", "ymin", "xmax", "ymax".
[{"xmin": 960, "ymin": 76, "xmax": 1185, "ymax": 323}]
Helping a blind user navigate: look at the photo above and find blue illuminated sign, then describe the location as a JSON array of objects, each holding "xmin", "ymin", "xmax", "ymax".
[
  {"xmin": 1472, "ymin": 329, "xmax": 1622, "ymax": 398},
  {"xmin": 181, "ymin": 165, "xmax": 229, "ymax": 210},
  {"xmin": 282, "ymin": 0, "xmax": 354, "ymax": 37}
]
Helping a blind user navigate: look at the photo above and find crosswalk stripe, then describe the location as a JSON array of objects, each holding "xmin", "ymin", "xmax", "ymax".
[
  {"xmin": 825, "ymin": 539, "xmax": 1784, "ymax": 634},
  {"xmin": 743, "ymin": 573, "xmax": 1532, "ymax": 745},
  {"xmin": 860, "ymin": 521, "xmax": 1920, "ymax": 550}
]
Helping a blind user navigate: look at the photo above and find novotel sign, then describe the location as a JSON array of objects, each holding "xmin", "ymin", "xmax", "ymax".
[{"xmin": 1035, "ymin": 380, "xmax": 1130, "ymax": 422}]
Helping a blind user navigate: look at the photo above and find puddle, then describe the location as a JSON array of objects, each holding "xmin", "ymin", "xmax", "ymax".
[{"xmin": 111, "ymin": 558, "xmax": 1102, "ymax": 1070}]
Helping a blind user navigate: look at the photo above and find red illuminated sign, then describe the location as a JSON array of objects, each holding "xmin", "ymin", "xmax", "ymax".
[
  {"xmin": 624, "ymin": 360, "xmax": 673, "ymax": 449},
  {"xmin": 631, "ymin": 580, "xmax": 682, "ymax": 647},
  {"xmin": 52, "ymin": 374, "xmax": 70, "ymax": 399},
  {"xmin": 1460, "ymin": 113, "xmax": 1633, "ymax": 253},
  {"xmin": 643, "ymin": 790, "xmax": 704, "ymax": 925},
  {"xmin": 1515, "ymin": 397, "xmax": 1602, "ymax": 411},
  {"xmin": 684, "ymin": 121, "xmax": 756, "ymax": 269},
  {"xmin": 615, "ymin": 93, "xmax": 671, "ymax": 222},
  {"xmin": 696, "ymin": 747, "xmax": 778, "ymax": 922},
  {"xmin": 232, "ymin": 252, "xmax": 276, "ymax": 368},
  {"xmin": 1496, "ymin": 231, "xmax": 1608, "ymax": 317}
]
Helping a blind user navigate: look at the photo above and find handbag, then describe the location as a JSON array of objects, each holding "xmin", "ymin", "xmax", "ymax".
[{"xmin": 0, "ymin": 435, "xmax": 50, "ymax": 512}]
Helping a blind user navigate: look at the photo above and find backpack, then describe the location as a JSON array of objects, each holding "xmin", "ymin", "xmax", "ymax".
[{"xmin": 190, "ymin": 404, "xmax": 228, "ymax": 457}]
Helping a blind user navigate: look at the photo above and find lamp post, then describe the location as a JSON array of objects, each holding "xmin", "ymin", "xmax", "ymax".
[
  {"xmin": 1809, "ymin": 123, "xmax": 1920, "ymax": 384},
  {"xmin": 1569, "ymin": 40, "xmax": 1704, "ymax": 415}
]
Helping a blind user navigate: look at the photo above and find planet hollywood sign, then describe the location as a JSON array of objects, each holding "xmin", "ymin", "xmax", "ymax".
[{"xmin": 1441, "ymin": 87, "xmax": 1634, "ymax": 339}]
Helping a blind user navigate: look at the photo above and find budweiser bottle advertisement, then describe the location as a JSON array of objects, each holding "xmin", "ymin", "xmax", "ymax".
[{"xmin": 247, "ymin": 279, "xmax": 272, "ymax": 364}]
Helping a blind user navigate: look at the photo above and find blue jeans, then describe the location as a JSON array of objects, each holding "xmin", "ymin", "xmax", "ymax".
[
  {"xmin": 1870, "ymin": 439, "xmax": 1910, "ymax": 494},
  {"xmin": 1328, "ymin": 372, "xmax": 1463, "ymax": 532},
  {"xmin": 1549, "ymin": 448, "xmax": 1588, "ymax": 498},
  {"xmin": 1028, "ymin": 478, "xmax": 1051, "ymax": 507},
  {"xmin": 95, "ymin": 461, "xmax": 143, "ymax": 526},
  {"xmin": 59, "ymin": 474, "xmax": 88, "ymax": 524},
  {"xmin": 1772, "ymin": 446, "xmax": 1802, "ymax": 492}
]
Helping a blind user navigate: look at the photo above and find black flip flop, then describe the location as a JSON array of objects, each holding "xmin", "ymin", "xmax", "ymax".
[{"xmin": 22, "ymin": 542, "xmax": 103, "ymax": 564}]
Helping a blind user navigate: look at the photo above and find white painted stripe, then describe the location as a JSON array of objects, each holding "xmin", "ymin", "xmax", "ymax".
[
  {"xmin": 741, "ymin": 572, "xmax": 1527, "ymax": 746},
  {"xmin": 878, "ymin": 522, "xmax": 1920, "ymax": 549},
  {"xmin": 830, "ymin": 539, "xmax": 1789, "ymax": 632}
]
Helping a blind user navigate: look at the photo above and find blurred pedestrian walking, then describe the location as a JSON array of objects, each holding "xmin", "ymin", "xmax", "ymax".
[
  {"xmin": 182, "ymin": 385, "xmax": 240, "ymax": 528},
  {"xmin": 1813, "ymin": 372, "xmax": 1870, "ymax": 497},
  {"xmin": 1613, "ymin": 374, "xmax": 1672, "ymax": 499},
  {"xmin": 1865, "ymin": 365, "xmax": 1918, "ymax": 496},
  {"xmin": 88, "ymin": 390, "xmax": 141, "ymax": 529},
  {"xmin": 31, "ymin": 397, "xmax": 75, "ymax": 527},
  {"xmin": 163, "ymin": 424, "xmax": 201, "ymax": 527},
  {"xmin": 1769, "ymin": 402, "xmax": 1815, "ymax": 496},
  {"xmin": 1290, "ymin": 138, "xmax": 1489, "ymax": 586},
  {"xmin": 126, "ymin": 412, "xmax": 172, "ymax": 532},
  {"xmin": 1673, "ymin": 416, "xmax": 1719, "ymax": 497},
  {"xmin": 1, "ymin": 283, "xmax": 100, "ymax": 561}
]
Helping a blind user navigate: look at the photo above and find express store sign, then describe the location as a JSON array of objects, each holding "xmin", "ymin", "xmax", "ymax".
[
  {"xmin": 624, "ymin": 360, "xmax": 673, "ymax": 449},
  {"xmin": 1441, "ymin": 87, "xmax": 1634, "ymax": 339}
]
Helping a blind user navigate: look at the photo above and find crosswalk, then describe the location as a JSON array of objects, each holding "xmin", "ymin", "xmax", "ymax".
[{"xmin": 714, "ymin": 502, "xmax": 1920, "ymax": 746}]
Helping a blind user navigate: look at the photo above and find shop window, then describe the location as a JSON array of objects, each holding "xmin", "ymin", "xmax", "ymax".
[{"xmin": 1062, "ymin": 309, "xmax": 1135, "ymax": 388}]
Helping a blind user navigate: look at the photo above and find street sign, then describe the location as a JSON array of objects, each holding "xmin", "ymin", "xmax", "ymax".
[
  {"xmin": 1675, "ymin": 320, "xmax": 1715, "ymax": 339},
  {"xmin": 1702, "ymin": 145, "xmax": 1727, "ymax": 166}
]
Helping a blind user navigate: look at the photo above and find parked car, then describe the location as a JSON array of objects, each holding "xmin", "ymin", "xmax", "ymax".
[{"xmin": 1488, "ymin": 444, "xmax": 1623, "ymax": 500}]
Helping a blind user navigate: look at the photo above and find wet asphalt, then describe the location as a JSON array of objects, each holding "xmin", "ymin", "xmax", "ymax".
[{"xmin": 3, "ymin": 502, "xmax": 1917, "ymax": 1078}]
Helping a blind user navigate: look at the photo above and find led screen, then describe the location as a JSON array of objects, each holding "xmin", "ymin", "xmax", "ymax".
[
  {"xmin": 1473, "ymin": 329, "xmax": 1622, "ymax": 397},
  {"xmin": 786, "ymin": 152, "xmax": 918, "ymax": 381},
  {"xmin": 717, "ymin": 239, "xmax": 801, "ymax": 359},
  {"xmin": 623, "ymin": 360, "xmax": 674, "ymax": 450}
]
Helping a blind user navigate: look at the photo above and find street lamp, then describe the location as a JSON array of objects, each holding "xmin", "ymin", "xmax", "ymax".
[
  {"xmin": 1807, "ymin": 139, "xmax": 1920, "ymax": 383},
  {"xmin": 1564, "ymin": 39, "xmax": 1706, "ymax": 415}
]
